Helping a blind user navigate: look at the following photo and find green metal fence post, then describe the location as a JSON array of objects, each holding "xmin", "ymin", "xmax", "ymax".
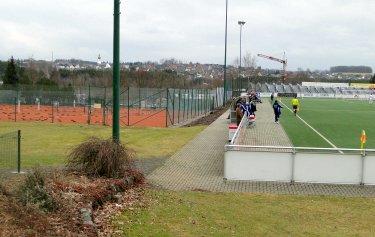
[
  {"xmin": 185, "ymin": 89, "xmax": 188, "ymax": 120},
  {"xmin": 203, "ymin": 89, "xmax": 205, "ymax": 115},
  {"xmin": 172, "ymin": 88, "xmax": 175, "ymax": 125},
  {"xmin": 201, "ymin": 89, "xmax": 206, "ymax": 114},
  {"xmin": 103, "ymin": 87, "xmax": 107, "ymax": 126},
  {"xmin": 166, "ymin": 88, "xmax": 169, "ymax": 127},
  {"xmin": 183, "ymin": 89, "xmax": 186, "ymax": 121},
  {"xmin": 83, "ymin": 86, "xmax": 86, "ymax": 113},
  {"xmin": 200, "ymin": 89, "xmax": 203, "ymax": 115},
  {"xmin": 138, "ymin": 87, "xmax": 141, "ymax": 110},
  {"xmin": 205, "ymin": 89, "xmax": 208, "ymax": 115},
  {"xmin": 88, "ymin": 85, "xmax": 91, "ymax": 125},
  {"xmin": 188, "ymin": 89, "xmax": 191, "ymax": 119},
  {"xmin": 191, "ymin": 89, "xmax": 194, "ymax": 118},
  {"xmin": 194, "ymin": 89, "xmax": 197, "ymax": 117},
  {"xmin": 159, "ymin": 88, "xmax": 162, "ymax": 111},
  {"xmin": 211, "ymin": 95, "xmax": 215, "ymax": 111},
  {"xmin": 192, "ymin": 89, "xmax": 195, "ymax": 117},
  {"xmin": 207, "ymin": 89, "xmax": 210, "ymax": 113},
  {"xmin": 127, "ymin": 87, "xmax": 130, "ymax": 126},
  {"xmin": 190, "ymin": 89, "xmax": 194, "ymax": 118},
  {"xmin": 51, "ymin": 102, "xmax": 54, "ymax": 123},
  {"xmin": 198, "ymin": 89, "xmax": 200, "ymax": 115},
  {"xmin": 215, "ymin": 88, "xmax": 218, "ymax": 108},
  {"xmin": 198, "ymin": 89, "xmax": 201, "ymax": 115},
  {"xmin": 14, "ymin": 97, "xmax": 17, "ymax": 122},
  {"xmin": 178, "ymin": 89, "xmax": 181, "ymax": 124}
]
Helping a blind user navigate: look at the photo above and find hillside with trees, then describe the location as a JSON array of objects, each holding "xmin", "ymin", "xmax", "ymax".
[
  {"xmin": 0, "ymin": 58, "xmax": 211, "ymax": 89},
  {"xmin": 330, "ymin": 66, "xmax": 372, "ymax": 73}
]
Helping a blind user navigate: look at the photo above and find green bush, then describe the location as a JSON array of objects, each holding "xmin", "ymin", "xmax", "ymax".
[{"xmin": 16, "ymin": 168, "xmax": 58, "ymax": 212}]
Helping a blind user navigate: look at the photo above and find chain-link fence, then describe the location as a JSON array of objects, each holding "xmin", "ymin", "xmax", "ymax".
[
  {"xmin": 0, "ymin": 130, "xmax": 21, "ymax": 173},
  {"xmin": 0, "ymin": 85, "xmax": 225, "ymax": 127}
]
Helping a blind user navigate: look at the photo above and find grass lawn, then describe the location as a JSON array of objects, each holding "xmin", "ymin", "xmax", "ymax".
[
  {"xmin": 0, "ymin": 122, "xmax": 206, "ymax": 167},
  {"xmin": 117, "ymin": 189, "xmax": 375, "ymax": 237},
  {"xmin": 280, "ymin": 98, "xmax": 375, "ymax": 149},
  {"xmin": 2, "ymin": 109, "xmax": 375, "ymax": 236}
]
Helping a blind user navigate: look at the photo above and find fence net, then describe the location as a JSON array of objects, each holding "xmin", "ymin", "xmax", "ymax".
[
  {"xmin": 230, "ymin": 115, "xmax": 249, "ymax": 145},
  {"xmin": 0, "ymin": 131, "xmax": 19, "ymax": 171},
  {"xmin": 0, "ymin": 85, "xmax": 225, "ymax": 127}
]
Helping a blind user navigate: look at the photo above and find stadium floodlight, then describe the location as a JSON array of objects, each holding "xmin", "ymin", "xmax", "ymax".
[
  {"xmin": 238, "ymin": 21, "xmax": 245, "ymax": 95},
  {"xmin": 238, "ymin": 21, "xmax": 246, "ymax": 70},
  {"xmin": 223, "ymin": 0, "xmax": 228, "ymax": 106}
]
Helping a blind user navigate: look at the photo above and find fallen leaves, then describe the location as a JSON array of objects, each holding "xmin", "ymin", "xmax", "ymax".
[{"xmin": 0, "ymin": 169, "xmax": 146, "ymax": 237}]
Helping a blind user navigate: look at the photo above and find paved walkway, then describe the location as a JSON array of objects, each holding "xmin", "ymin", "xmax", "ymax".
[{"xmin": 146, "ymin": 100, "xmax": 375, "ymax": 197}]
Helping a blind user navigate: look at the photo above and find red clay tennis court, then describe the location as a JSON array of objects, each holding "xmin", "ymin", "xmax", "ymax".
[{"xmin": 0, "ymin": 104, "xmax": 168, "ymax": 127}]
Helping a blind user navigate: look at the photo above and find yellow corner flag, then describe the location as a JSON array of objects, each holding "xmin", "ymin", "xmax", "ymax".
[{"xmin": 360, "ymin": 130, "xmax": 366, "ymax": 150}]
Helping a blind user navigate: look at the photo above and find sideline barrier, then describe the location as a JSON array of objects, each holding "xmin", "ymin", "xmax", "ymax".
[{"xmin": 224, "ymin": 145, "xmax": 375, "ymax": 185}]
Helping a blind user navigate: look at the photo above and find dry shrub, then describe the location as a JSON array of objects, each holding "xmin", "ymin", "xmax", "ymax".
[
  {"xmin": 0, "ymin": 183, "xmax": 9, "ymax": 196},
  {"xmin": 16, "ymin": 167, "xmax": 59, "ymax": 212},
  {"xmin": 124, "ymin": 168, "xmax": 145, "ymax": 185},
  {"xmin": 67, "ymin": 137, "xmax": 135, "ymax": 178}
]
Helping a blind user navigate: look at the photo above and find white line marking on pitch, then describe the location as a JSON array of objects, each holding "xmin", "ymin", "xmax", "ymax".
[{"xmin": 280, "ymin": 101, "xmax": 344, "ymax": 154}]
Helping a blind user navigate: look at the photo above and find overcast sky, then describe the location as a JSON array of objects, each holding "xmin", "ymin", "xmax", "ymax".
[{"xmin": 0, "ymin": 0, "xmax": 374, "ymax": 71}]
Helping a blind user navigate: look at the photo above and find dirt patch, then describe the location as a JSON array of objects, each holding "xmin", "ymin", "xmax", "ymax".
[{"xmin": 182, "ymin": 103, "xmax": 231, "ymax": 127}]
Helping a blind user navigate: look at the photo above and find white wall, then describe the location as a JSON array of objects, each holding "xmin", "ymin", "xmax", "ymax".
[
  {"xmin": 363, "ymin": 156, "xmax": 375, "ymax": 185},
  {"xmin": 294, "ymin": 153, "xmax": 361, "ymax": 184},
  {"xmin": 224, "ymin": 151, "xmax": 292, "ymax": 181},
  {"xmin": 224, "ymin": 149, "xmax": 375, "ymax": 185}
]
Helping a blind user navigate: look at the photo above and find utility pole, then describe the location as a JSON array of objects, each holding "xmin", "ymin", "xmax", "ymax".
[{"xmin": 113, "ymin": 0, "xmax": 120, "ymax": 142}]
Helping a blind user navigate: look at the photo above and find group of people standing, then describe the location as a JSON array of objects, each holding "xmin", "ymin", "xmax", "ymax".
[
  {"xmin": 235, "ymin": 92, "xmax": 300, "ymax": 126},
  {"xmin": 270, "ymin": 93, "xmax": 299, "ymax": 124},
  {"xmin": 235, "ymin": 95, "xmax": 258, "ymax": 126}
]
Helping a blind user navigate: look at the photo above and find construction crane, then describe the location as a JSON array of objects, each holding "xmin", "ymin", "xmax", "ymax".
[{"xmin": 257, "ymin": 53, "xmax": 287, "ymax": 83}]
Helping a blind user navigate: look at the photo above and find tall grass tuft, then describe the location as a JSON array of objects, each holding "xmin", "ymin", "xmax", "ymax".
[{"xmin": 66, "ymin": 137, "xmax": 135, "ymax": 178}]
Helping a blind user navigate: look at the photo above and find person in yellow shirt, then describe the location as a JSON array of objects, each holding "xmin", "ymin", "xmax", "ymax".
[{"xmin": 291, "ymin": 95, "xmax": 299, "ymax": 116}]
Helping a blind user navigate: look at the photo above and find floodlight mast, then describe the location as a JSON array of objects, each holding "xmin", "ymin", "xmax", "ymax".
[
  {"xmin": 237, "ymin": 20, "xmax": 245, "ymax": 96},
  {"xmin": 257, "ymin": 53, "xmax": 287, "ymax": 83},
  {"xmin": 238, "ymin": 21, "xmax": 246, "ymax": 72},
  {"xmin": 223, "ymin": 0, "xmax": 228, "ymax": 106},
  {"xmin": 113, "ymin": 0, "xmax": 120, "ymax": 143}
]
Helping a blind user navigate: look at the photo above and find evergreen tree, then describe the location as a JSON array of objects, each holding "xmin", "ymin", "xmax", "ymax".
[{"xmin": 4, "ymin": 56, "xmax": 19, "ymax": 85}]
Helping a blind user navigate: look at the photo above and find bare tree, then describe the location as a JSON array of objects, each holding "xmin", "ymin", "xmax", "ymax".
[
  {"xmin": 242, "ymin": 52, "xmax": 257, "ymax": 77},
  {"xmin": 232, "ymin": 57, "xmax": 239, "ymax": 68},
  {"xmin": 242, "ymin": 52, "xmax": 257, "ymax": 69}
]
